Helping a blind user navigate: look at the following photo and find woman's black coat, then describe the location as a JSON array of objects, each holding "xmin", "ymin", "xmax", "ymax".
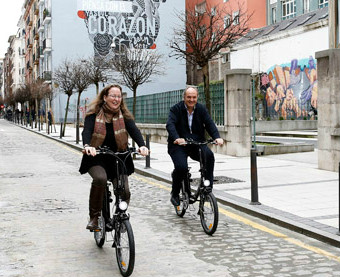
[{"xmin": 79, "ymin": 113, "xmax": 145, "ymax": 178}]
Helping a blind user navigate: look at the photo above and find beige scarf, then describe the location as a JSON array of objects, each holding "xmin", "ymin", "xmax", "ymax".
[{"xmin": 90, "ymin": 103, "xmax": 128, "ymax": 151}]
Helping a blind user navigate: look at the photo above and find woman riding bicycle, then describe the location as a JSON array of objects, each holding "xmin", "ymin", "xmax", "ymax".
[{"xmin": 79, "ymin": 84, "xmax": 149, "ymax": 231}]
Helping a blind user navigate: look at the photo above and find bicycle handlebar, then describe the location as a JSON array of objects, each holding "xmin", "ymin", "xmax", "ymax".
[
  {"xmin": 96, "ymin": 146, "xmax": 140, "ymax": 157},
  {"xmin": 182, "ymin": 139, "xmax": 217, "ymax": 146}
]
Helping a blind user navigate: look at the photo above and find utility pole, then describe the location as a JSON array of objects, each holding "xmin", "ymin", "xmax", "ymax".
[{"xmin": 329, "ymin": 0, "xmax": 339, "ymax": 48}]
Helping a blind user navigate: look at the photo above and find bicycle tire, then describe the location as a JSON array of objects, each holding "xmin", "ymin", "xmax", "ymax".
[
  {"xmin": 175, "ymin": 187, "xmax": 188, "ymax": 217},
  {"xmin": 199, "ymin": 192, "xmax": 219, "ymax": 235},
  {"xmin": 94, "ymin": 210, "xmax": 106, "ymax": 247},
  {"xmin": 115, "ymin": 219, "xmax": 135, "ymax": 277}
]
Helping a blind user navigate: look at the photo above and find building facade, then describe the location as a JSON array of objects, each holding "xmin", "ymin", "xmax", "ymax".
[
  {"xmin": 3, "ymin": 0, "xmax": 186, "ymax": 122},
  {"xmin": 186, "ymin": 0, "xmax": 267, "ymax": 85},
  {"xmin": 231, "ymin": 5, "xmax": 328, "ymax": 120},
  {"xmin": 267, "ymin": 0, "xmax": 328, "ymax": 25}
]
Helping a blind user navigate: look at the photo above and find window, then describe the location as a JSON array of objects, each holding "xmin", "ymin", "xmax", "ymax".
[
  {"xmin": 195, "ymin": 2, "xmax": 206, "ymax": 16},
  {"xmin": 196, "ymin": 25, "xmax": 206, "ymax": 39},
  {"xmin": 233, "ymin": 11, "xmax": 240, "ymax": 25},
  {"xmin": 319, "ymin": 0, "xmax": 328, "ymax": 8},
  {"xmin": 272, "ymin": 7, "xmax": 277, "ymax": 24},
  {"xmin": 211, "ymin": 7, "xmax": 216, "ymax": 16},
  {"xmin": 282, "ymin": 0, "xmax": 296, "ymax": 20},
  {"xmin": 221, "ymin": 53, "xmax": 229, "ymax": 64},
  {"xmin": 224, "ymin": 15, "xmax": 231, "ymax": 28},
  {"xmin": 303, "ymin": 0, "xmax": 310, "ymax": 13}
]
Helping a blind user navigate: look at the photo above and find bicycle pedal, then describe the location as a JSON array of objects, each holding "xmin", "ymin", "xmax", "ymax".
[{"xmin": 105, "ymin": 223, "xmax": 114, "ymax": 232}]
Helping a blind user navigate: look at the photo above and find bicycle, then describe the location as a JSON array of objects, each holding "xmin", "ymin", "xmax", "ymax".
[
  {"xmin": 92, "ymin": 146, "xmax": 137, "ymax": 277},
  {"xmin": 174, "ymin": 139, "xmax": 219, "ymax": 236}
]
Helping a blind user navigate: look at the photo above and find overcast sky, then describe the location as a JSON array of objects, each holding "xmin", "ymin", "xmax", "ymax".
[{"xmin": 0, "ymin": 0, "xmax": 24, "ymax": 58}]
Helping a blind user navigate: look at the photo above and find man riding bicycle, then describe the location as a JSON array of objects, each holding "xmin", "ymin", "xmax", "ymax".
[{"xmin": 166, "ymin": 87, "xmax": 224, "ymax": 206}]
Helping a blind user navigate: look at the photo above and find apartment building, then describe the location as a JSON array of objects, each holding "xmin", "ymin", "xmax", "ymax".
[
  {"xmin": 186, "ymin": 0, "xmax": 267, "ymax": 85},
  {"xmin": 3, "ymin": 0, "xmax": 186, "ymax": 121}
]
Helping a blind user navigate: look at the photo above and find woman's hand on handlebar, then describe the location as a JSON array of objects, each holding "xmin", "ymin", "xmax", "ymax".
[
  {"xmin": 138, "ymin": 146, "xmax": 149, "ymax": 156},
  {"xmin": 84, "ymin": 145, "xmax": 97, "ymax": 156}
]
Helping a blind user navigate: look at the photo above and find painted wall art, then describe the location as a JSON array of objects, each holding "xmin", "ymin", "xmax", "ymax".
[
  {"xmin": 77, "ymin": 0, "xmax": 167, "ymax": 56},
  {"xmin": 260, "ymin": 56, "xmax": 317, "ymax": 120}
]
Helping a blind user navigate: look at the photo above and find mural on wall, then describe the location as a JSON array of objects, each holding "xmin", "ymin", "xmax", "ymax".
[
  {"xmin": 260, "ymin": 56, "xmax": 317, "ymax": 120},
  {"xmin": 77, "ymin": 0, "xmax": 167, "ymax": 57}
]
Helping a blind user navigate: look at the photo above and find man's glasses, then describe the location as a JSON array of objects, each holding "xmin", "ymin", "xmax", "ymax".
[{"xmin": 107, "ymin": 95, "xmax": 122, "ymax": 99}]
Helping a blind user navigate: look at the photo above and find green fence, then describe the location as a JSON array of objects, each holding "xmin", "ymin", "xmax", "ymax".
[{"xmin": 125, "ymin": 83, "xmax": 225, "ymax": 125}]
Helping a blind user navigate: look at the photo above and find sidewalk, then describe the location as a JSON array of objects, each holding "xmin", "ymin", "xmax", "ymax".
[{"xmin": 17, "ymin": 121, "xmax": 340, "ymax": 247}]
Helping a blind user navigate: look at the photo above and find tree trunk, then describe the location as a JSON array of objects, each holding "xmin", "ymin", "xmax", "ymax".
[
  {"xmin": 76, "ymin": 91, "xmax": 81, "ymax": 144},
  {"xmin": 35, "ymin": 98, "xmax": 38, "ymax": 128},
  {"xmin": 132, "ymin": 87, "xmax": 137, "ymax": 119},
  {"xmin": 202, "ymin": 64, "xmax": 211, "ymax": 115},
  {"xmin": 63, "ymin": 95, "xmax": 71, "ymax": 137},
  {"xmin": 95, "ymin": 83, "xmax": 99, "ymax": 95}
]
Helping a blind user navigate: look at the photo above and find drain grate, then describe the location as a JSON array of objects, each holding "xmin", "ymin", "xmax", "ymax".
[{"xmin": 192, "ymin": 176, "xmax": 244, "ymax": 185}]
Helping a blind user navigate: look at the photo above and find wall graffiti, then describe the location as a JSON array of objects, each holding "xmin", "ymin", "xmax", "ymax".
[
  {"xmin": 260, "ymin": 56, "xmax": 317, "ymax": 120},
  {"xmin": 77, "ymin": 0, "xmax": 167, "ymax": 57}
]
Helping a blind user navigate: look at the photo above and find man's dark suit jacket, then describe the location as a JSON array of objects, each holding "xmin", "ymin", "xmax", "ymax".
[{"xmin": 166, "ymin": 101, "xmax": 220, "ymax": 149}]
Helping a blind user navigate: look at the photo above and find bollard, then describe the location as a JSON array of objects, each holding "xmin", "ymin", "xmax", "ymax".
[
  {"xmin": 59, "ymin": 123, "xmax": 63, "ymax": 138},
  {"xmin": 145, "ymin": 134, "xmax": 150, "ymax": 168},
  {"xmin": 338, "ymin": 162, "xmax": 340, "ymax": 235},
  {"xmin": 250, "ymin": 148, "xmax": 261, "ymax": 205}
]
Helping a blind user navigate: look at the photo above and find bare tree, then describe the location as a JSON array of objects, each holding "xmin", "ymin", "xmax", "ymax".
[
  {"xmin": 72, "ymin": 60, "xmax": 91, "ymax": 144},
  {"xmin": 14, "ymin": 85, "xmax": 31, "ymax": 124},
  {"xmin": 54, "ymin": 60, "xmax": 76, "ymax": 136},
  {"xmin": 169, "ymin": 2, "xmax": 251, "ymax": 114},
  {"xmin": 31, "ymin": 79, "xmax": 52, "ymax": 128},
  {"xmin": 84, "ymin": 55, "xmax": 111, "ymax": 95},
  {"xmin": 110, "ymin": 47, "xmax": 164, "ymax": 117}
]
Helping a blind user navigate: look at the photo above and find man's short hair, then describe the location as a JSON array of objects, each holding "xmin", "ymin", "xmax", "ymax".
[{"xmin": 183, "ymin": 86, "xmax": 198, "ymax": 98}]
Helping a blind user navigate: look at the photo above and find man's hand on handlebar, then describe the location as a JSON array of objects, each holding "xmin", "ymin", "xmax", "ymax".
[
  {"xmin": 215, "ymin": 138, "xmax": 224, "ymax": 146},
  {"xmin": 138, "ymin": 146, "xmax": 149, "ymax": 156},
  {"xmin": 174, "ymin": 138, "xmax": 186, "ymax": 145}
]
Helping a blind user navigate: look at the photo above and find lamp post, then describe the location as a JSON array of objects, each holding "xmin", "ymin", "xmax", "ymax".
[{"xmin": 250, "ymin": 74, "xmax": 260, "ymax": 205}]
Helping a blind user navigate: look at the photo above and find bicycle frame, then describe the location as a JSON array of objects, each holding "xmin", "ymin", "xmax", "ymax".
[{"xmin": 185, "ymin": 140, "xmax": 214, "ymax": 203}]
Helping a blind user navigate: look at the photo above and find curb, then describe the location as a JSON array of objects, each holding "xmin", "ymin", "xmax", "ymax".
[{"xmin": 16, "ymin": 123, "xmax": 340, "ymax": 248}]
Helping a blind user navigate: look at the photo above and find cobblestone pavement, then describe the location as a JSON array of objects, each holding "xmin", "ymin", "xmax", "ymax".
[{"xmin": 1, "ymin": 119, "xmax": 340, "ymax": 277}]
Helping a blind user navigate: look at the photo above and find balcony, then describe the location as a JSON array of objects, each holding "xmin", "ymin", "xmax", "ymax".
[
  {"xmin": 27, "ymin": 39, "xmax": 33, "ymax": 49},
  {"xmin": 34, "ymin": 3, "xmax": 39, "ymax": 15},
  {"xmin": 38, "ymin": 18, "xmax": 44, "ymax": 32},
  {"xmin": 39, "ymin": 46, "xmax": 44, "ymax": 57},
  {"xmin": 42, "ymin": 38, "xmax": 52, "ymax": 53},
  {"xmin": 43, "ymin": 8, "xmax": 51, "ymax": 24},
  {"xmin": 43, "ymin": 71, "xmax": 52, "ymax": 81}
]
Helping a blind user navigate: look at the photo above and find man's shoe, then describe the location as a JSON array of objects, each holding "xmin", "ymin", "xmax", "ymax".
[
  {"xmin": 170, "ymin": 194, "xmax": 180, "ymax": 206},
  {"xmin": 86, "ymin": 217, "xmax": 101, "ymax": 231}
]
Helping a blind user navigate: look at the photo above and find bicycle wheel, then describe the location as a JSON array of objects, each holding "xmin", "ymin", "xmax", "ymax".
[
  {"xmin": 94, "ymin": 211, "xmax": 106, "ymax": 247},
  {"xmin": 199, "ymin": 192, "xmax": 219, "ymax": 235},
  {"xmin": 115, "ymin": 219, "xmax": 135, "ymax": 277},
  {"xmin": 175, "ymin": 188, "xmax": 188, "ymax": 217}
]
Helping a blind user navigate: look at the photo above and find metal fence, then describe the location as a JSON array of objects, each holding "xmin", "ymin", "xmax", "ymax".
[{"xmin": 125, "ymin": 82, "xmax": 225, "ymax": 125}]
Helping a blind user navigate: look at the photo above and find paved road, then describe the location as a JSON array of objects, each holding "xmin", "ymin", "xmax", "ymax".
[{"xmin": 1, "ymin": 119, "xmax": 340, "ymax": 277}]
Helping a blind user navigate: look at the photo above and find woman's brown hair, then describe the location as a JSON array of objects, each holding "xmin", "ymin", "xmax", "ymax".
[{"xmin": 86, "ymin": 84, "xmax": 134, "ymax": 120}]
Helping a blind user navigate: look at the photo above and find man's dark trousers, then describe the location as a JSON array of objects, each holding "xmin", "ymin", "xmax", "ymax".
[{"xmin": 168, "ymin": 144, "xmax": 215, "ymax": 196}]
